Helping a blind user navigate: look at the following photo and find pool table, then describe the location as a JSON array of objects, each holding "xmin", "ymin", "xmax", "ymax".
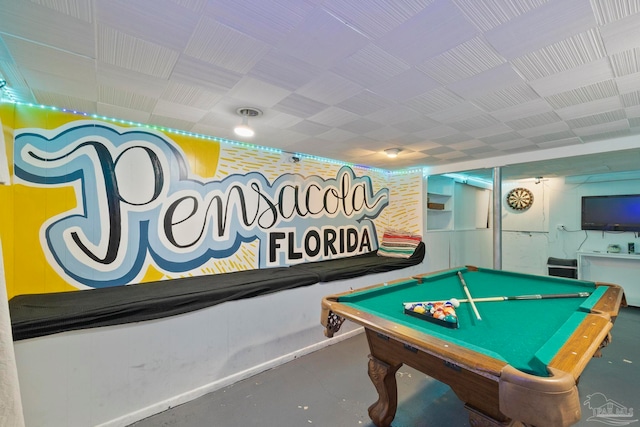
[{"xmin": 320, "ymin": 266, "xmax": 624, "ymax": 427}]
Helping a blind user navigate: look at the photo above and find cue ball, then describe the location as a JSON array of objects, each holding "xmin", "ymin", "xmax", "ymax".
[{"xmin": 449, "ymin": 298, "xmax": 460, "ymax": 308}]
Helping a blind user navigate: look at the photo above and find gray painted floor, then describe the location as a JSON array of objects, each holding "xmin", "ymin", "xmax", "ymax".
[{"xmin": 130, "ymin": 307, "xmax": 640, "ymax": 427}]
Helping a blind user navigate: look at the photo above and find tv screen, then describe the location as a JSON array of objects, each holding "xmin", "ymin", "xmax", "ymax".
[{"xmin": 581, "ymin": 194, "xmax": 640, "ymax": 231}]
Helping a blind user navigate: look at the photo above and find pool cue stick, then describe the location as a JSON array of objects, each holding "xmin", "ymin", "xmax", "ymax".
[
  {"xmin": 403, "ymin": 292, "xmax": 591, "ymax": 306},
  {"xmin": 457, "ymin": 271, "xmax": 481, "ymax": 320},
  {"xmin": 456, "ymin": 292, "xmax": 591, "ymax": 303}
]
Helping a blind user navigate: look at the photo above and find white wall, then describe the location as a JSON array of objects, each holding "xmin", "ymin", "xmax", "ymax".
[
  {"xmin": 500, "ymin": 178, "xmax": 552, "ymax": 275},
  {"xmin": 14, "ymin": 263, "xmax": 427, "ymax": 427},
  {"xmin": 425, "ymin": 174, "xmax": 640, "ymax": 276},
  {"xmin": 451, "ymin": 229, "xmax": 493, "ymax": 269},
  {"xmin": 547, "ymin": 176, "xmax": 640, "ymax": 257},
  {"xmin": 0, "ymin": 240, "xmax": 25, "ymax": 427},
  {"xmin": 0, "ymin": 116, "xmax": 10, "ymax": 185},
  {"xmin": 425, "ymin": 179, "xmax": 494, "ymax": 272}
]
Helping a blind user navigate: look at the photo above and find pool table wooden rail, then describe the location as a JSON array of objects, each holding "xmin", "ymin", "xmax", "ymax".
[
  {"xmin": 320, "ymin": 268, "xmax": 625, "ymax": 427},
  {"xmin": 321, "ymin": 291, "xmax": 587, "ymax": 426}
]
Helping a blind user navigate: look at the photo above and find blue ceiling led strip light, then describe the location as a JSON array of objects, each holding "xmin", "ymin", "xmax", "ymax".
[{"xmin": 1, "ymin": 99, "xmax": 425, "ymax": 176}]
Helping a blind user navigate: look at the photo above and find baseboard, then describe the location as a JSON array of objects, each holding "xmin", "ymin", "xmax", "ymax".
[{"xmin": 95, "ymin": 327, "xmax": 364, "ymax": 427}]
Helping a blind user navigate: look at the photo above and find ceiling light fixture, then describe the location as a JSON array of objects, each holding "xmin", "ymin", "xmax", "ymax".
[
  {"xmin": 384, "ymin": 148, "xmax": 401, "ymax": 158},
  {"xmin": 234, "ymin": 107, "xmax": 262, "ymax": 138}
]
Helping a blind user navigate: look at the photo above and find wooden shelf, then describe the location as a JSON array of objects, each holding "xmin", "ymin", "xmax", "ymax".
[
  {"xmin": 427, "ymin": 176, "xmax": 454, "ymax": 230},
  {"xmin": 426, "ymin": 175, "xmax": 491, "ymax": 232}
]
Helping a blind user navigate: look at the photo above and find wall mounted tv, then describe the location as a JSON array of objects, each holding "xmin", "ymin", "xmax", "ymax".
[{"xmin": 581, "ymin": 194, "xmax": 640, "ymax": 232}]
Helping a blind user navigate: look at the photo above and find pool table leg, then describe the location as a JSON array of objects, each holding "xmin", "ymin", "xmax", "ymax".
[{"xmin": 367, "ymin": 355, "xmax": 402, "ymax": 427}]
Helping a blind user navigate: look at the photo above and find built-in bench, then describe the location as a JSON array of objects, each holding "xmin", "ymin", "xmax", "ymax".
[{"xmin": 9, "ymin": 243, "xmax": 425, "ymax": 341}]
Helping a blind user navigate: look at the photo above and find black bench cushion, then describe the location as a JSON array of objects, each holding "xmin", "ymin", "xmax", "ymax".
[
  {"xmin": 10, "ymin": 245, "xmax": 425, "ymax": 341},
  {"xmin": 9, "ymin": 267, "xmax": 320, "ymax": 341}
]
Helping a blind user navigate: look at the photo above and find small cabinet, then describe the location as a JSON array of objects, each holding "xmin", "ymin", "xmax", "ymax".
[{"xmin": 577, "ymin": 251, "xmax": 640, "ymax": 306}]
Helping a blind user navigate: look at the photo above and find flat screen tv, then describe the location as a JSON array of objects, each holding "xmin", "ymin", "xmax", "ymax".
[{"xmin": 581, "ymin": 194, "xmax": 640, "ymax": 231}]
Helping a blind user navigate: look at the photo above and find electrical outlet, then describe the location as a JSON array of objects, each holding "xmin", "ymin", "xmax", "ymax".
[{"xmin": 556, "ymin": 224, "xmax": 564, "ymax": 230}]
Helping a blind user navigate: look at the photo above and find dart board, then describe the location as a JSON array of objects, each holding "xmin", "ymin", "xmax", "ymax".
[{"xmin": 506, "ymin": 187, "xmax": 534, "ymax": 211}]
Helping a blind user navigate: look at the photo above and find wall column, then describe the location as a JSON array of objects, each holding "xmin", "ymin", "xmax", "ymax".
[
  {"xmin": 492, "ymin": 167, "xmax": 502, "ymax": 270},
  {"xmin": 0, "ymin": 239, "xmax": 26, "ymax": 427}
]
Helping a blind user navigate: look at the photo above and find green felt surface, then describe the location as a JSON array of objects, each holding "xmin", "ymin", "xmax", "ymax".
[{"xmin": 339, "ymin": 267, "xmax": 599, "ymax": 376}]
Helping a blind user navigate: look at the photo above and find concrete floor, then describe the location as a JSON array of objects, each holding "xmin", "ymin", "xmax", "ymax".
[{"xmin": 130, "ymin": 306, "xmax": 640, "ymax": 427}]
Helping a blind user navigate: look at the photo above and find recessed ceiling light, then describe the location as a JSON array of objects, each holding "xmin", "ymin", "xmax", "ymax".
[{"xmin": 384, "ymin": 148, "xmax": 401, "ymax": 158}]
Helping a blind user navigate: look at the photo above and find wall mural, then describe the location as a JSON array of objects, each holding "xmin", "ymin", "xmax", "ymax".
[{"xmin": 12, "ymin": 120, "xmax": 389, "ymax": 289}]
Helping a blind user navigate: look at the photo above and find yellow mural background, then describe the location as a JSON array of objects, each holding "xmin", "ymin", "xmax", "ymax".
[
  {"xmin": 0, "ymin": 104, "xmax": 225, "ymax": 297},
  {"xmin": 1, "ymin": 103, "xmax": 423, "ymax": 299}
]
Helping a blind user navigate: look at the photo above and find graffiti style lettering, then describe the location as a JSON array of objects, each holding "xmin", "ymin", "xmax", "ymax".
[
  {"xmin": 268, "ymin": 227, "xmax": 372, "ymax": 264},
  {"xmin": 14, "ymin": 121, "xmax": 389, "ymax": 288}
]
